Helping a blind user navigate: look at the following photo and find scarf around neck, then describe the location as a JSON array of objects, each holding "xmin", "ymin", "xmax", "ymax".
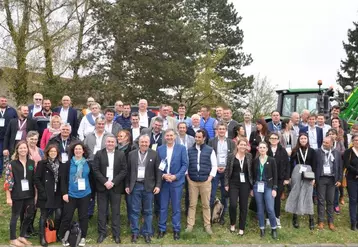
[{"xmin": 71, "ymin": 156, "xmax": 86, "ymax": 182}]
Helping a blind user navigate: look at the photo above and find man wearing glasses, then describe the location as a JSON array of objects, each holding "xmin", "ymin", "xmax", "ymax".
[{"xmin": 29, "ymin": 93, "xmax": 43, "ymax": 118}]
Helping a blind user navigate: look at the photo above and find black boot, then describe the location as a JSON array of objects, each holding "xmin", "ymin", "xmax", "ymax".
[
  {"xmin": 351, "ymin": 223, "xmax": 357, "ymax": 231},
  {"xmin": 260, "ymin": 229, "xmax": 265, "ymax": 238},
  {"xmin": 219, "ymin": 212, "xmax": 225, "ymax": 225},
  {"xmin": 39, "ymin": 218, "xmax": 48, "ymax": 247},
  {"xmin": 271, "ymin": 229, "xmax": 277, "ymax": 240},
  {"xmin": 309, "ymin": 215, "xmax": 314, "ymax": 230},
  {"xmin": 292, "ymin": 214, "xmax": 299, "ymax": 228}
]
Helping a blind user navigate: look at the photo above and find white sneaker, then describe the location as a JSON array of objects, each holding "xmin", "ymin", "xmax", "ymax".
[
  {"xmin": 276, "ymin": 217, "xmax": 282, "ymax": 229},
  {"xmin": 78, "ymin": 238, "xmax": 86, "ymax": 247},
  {"xmin": 266, "ymin": 218, "xmax": 270, "ymax": 227}
]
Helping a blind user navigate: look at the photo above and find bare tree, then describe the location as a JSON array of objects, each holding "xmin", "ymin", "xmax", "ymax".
[{"xmin": 248, "ymin": 74, "xmax": 277, "ymax": 120}]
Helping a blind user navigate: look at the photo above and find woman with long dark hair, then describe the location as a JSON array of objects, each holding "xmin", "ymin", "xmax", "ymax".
[
  {"xmin": 4, "ymin": 141, "xmax": 36, "ymax": 247},
  {"xmin": 286, "ymin": 133, "xmax": 316, "ymax": 229},
  {"xmin": 250, "ymin": 118, "xmax": 270, "ymax": 158},
  {"xmin": 35, "ymin": 145, "xmax": 63, "ymax": 246}
]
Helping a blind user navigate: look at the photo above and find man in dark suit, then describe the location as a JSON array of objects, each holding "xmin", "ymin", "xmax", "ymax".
[
  {"xmin": 223, "ymin": 108, "xmax": 239, "ymax": 139},
  {"xmin": 28, "ymin": 92, "xmax": 43, "ymax": 118},
  {"xmin": 267, "ymin": 110, "xmax": 282, "ymax": 133},
  {"xmin": 53, "ymin": 95, "xmax": 78, "ymax": 137},
  {"xmin": 314, "ymin": 136, "xmax": 342, "ymax": 231},
  {"xmin": 93, "ymin": 135, "xmax": 127, "ymax": 244},
  {"xmin": 3, "ymin": 105, "xmax": 37, "ymax": 156},
  {"xmin": 138, "ymin": 99, "xmax": 156, "ymax": 128},
  {"xmin": 0, "ymin": 95, "xmax": 17, "ymax": 175},
  {"xmin": 129, "ymin": 112, "xmax": 147, "ymax": 144},
  {"xmin": 103, "ymin": 108, "xmax": 122, "ymax": 137},
  {"xmin": 208, "ymin": 122, "xmax": 236, "ymax": 225},
  {"xmin": 299, "ymin": 113, "xmax": 323, "ymax": 149},
  {"xmin": 125, "ymin": 135, "xmax": 161, "ymax": 244},
  {"xmin": 239, "ymin": 110, "xmax": 256, "ymax": 141},
  {"xmin": 157, "ymin": 129, "xmax": 188, "ymax": 240}
]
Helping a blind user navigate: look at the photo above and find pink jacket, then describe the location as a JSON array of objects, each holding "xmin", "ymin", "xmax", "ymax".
[{"xmin": 40, "ymin": 129, "xmax": 52, "ymax": 150}]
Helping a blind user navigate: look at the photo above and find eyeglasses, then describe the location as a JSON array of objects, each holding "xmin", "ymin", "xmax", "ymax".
[{"xmin": 35, "ymin": 98, "xmax": 42, "ymax": 101}]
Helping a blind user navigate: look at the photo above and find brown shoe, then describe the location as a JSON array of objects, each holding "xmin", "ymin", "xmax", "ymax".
[
  {"xmin": 339, "ymin": 196, "xmax": 345, "ymax": 205},
  {"xmin": 9, "ymin": 239, "xmax": 25, "ymax": 247},
  {"xmin": 17, "ymin": 237, "xmax": 32, "ymax": 245},
  {"xmin": 318, "ymin": 222, "xmax": 324, "ymax": 230},
  {"xmin": 328, "ymin": 223, "xmax": 336, "ymax": 231}
]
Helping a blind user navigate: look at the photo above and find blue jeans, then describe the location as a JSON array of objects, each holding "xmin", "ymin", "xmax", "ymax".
[
  {"xmin": 158, "ymin": 182, "xmax": 183, "ymax": 232},
  {"xmin": 210, "ymin": 172, "xmax": 227, "ymax": 212},
  {"xmin": 253, "ymin": 182, "xmax": 277, "ymax": 229},
  {"xmin": 130, "ymin": 183, "xmax": 154, "ymax": 236},
  {"xmin": 347, "ymin": 179, "xmax": 358, "ymax": 225}
]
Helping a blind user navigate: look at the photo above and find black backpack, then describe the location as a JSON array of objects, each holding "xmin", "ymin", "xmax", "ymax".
[{"xmin": 63, "ymin": 222, "xmax": 81, "ymax": 247}]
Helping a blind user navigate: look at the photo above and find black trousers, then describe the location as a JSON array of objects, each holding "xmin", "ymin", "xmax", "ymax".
[
  {"xmin": 58, "ymin": 195, "xmax": 91, "ymax": 239},
  {"xmin": 317, "ymin": 176, "xmax": 335, "ymax": 223},
  {"xmin": 10, "ymin": 198, "xmax": 35, "ymax": 240},
  {"xmin": 274, "ymin": 180, "xmax": 284, "ymax": 218},
  {"xmin": 97, "ymin": 190, "xmax": 121, "ymax": 237},
  {"xmin": 40, "ymin": 208, "xmax": 62, "ymax": 230},
  {"xmin": 228, "ymin": 182, "xmax": 250, "ymax": 230}
]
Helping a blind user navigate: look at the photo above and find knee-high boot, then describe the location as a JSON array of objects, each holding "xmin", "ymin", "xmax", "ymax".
[
  {"xmin": 39, "ymin": 217, "xmax": 48, "ymax": 247},
  {"xmin": 309, "ymin": 214, "xmax": 314, "ymax": 230}
]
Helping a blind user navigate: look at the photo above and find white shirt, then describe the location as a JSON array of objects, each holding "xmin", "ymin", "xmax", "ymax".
[
  {"xmin": 308, "ymin": 126, "xmax": 318, "ymax": 149},
  {"xmin": 162, "ymin": 117, "xmax": 169, "ymax": 131},
  {"xmin": 245, "ymin": 123, "xmax": 252, "ymax": 141},
  {"xmin": 106, "ymin": 150, "xmax": 115, "ymax": 181},
  {"xmin": 317, "ymin": 124, "xmax": 331, "ymax": 137},
  {"xmin": 166, "ymin": 146, "xmax": 174, "ymax": 173},
  {"xmin": 195, "ymin": 144, "xmax": 217, "ymax": 177},
  {"xmin": 33, "ymin": 105, "xmax": 42, "ymax": 117},
  {"xmin": 217, "ymin": 139, "xmax": 228, "ymax": 167},
  {"xmin": 78, "ymin": 114, "xmax": 103, "ymax": 141},
  {"xmin": 132, "ymin": 127, "xmax": 140, "ymax": 142},
  {"xmin": 105, "ymin": 122, "xmax": 113, "ymax": 133},
  {"xmin": 139, "ymin": 111, "xmax": 149, "ymax": 128},
  {"xmin": 60, "ymin": 107, "xmax": 69, "ymax": 123},
  {"xmin": 93, "ymin": 132, "xmax": 104, "ymax": 154}
]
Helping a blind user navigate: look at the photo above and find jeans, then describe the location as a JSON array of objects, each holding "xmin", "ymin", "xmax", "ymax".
[
  {"xmin": 210, "ymin": 172, "xmax": 228, "ymax": 212},
  {"xmin": 253, "ymin": 182, "xmax": 277, "ymax": 229},
  {"xmin": 317, "ymin": 176, "xmax": 335, "ymax": 223},
  {"xmin": 130, "ymin": 183, "xmax": 154, "ymax": 236},
  {"xmin": 347, "ymin": 179, "xmax": 358, "ymax": 225}
]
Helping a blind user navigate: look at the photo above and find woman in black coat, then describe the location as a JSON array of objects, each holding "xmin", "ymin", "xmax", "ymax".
[
  {"xmin": 250, "ymin": 118, "xmax": 270, "ymax": 158},
  {"xmin": 34, "ymin": 144, "xmax": 63, "ymax": 247},
  {"xmin": 267, "ymin": 132, "xmax": 290, "ymax": 228}
]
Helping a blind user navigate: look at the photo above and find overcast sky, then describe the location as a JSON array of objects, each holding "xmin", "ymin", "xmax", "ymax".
[{"xmin": 232, "ymin": 0, "xmax": 358, "ymax": 90}]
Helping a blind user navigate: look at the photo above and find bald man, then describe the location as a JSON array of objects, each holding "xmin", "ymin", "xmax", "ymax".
[{"xmin": 53, "ymin": 95, "xmax": 78, "ymax": 137}]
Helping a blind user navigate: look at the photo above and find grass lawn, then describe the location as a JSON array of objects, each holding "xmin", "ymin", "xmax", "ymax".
[{"xmin": 1, "ymin": 179, "xmax": 357, "ymax": 245}]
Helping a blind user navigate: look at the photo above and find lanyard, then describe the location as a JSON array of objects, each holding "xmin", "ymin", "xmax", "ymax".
[
  {"xmin": 218, "ymin": 139, "xmax": 226, "ymax": 152},
  {"xmin": 62, "ymin": 139, "xmax": 67, "ymax": 152},
  {"xmin": 18, "ymin": 119, "xmax": 27, "ymax": 130},
  {"xmin": 22, "ymin": 162, "xmax": 26, "ymax": 178},
  {"xmin": 138, "ymin": 151, "xmax": 148, "ymax": 165},
  {"xmin": 239, "ymin": 158, "xmax": 244, "ymax": 170},
  {"xmin": 299, "ymin": 148, "xmax": 307, "ymax": 164},
  {"xmin": 259, "ymin": 156, "xmax": 267, "ymax": 181},
  {"xmin": 0, "ymin": 108, "xmax": 5, "ymax": 118},
  {"xmin": 153, "ymin": 133, "xmax": 161, "ymax": 143},
  {"xmin": 284, "ymin": 132, "xmax": 290, "ymax": 144}
]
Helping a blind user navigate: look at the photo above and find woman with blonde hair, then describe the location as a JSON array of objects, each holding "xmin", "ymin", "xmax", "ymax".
[{"xmin": 40, "ymin": 115, "xmax": 62, "ymax": 150}]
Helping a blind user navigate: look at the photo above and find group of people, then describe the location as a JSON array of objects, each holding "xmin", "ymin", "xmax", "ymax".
[{"xmin": 1, "ymin": 93, "xmax": 358, "ymax": 247}]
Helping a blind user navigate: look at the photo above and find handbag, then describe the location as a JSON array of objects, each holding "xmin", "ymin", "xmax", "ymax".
[
  {"xmin": 302, "ymin": 171, "xmax": 315, "ymax": 180},
  {"xmin": 45, "ymin": 219, "xmax": 57, "ymax": 244}
]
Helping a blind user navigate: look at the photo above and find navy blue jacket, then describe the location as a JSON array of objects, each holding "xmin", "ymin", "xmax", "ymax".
[
  {"xmin": 314, "ymin": 148, "xmax": 342, "ymax": 183},
  {"xmin": 53, "ymin": 107, "xmax": 78, "ymax": 137},
  {"xmin": 299, "ymin": 126, "xmax": 323, "ymax": 148},
  {"xmin": 0, "ymin": 106, "xmax": 17, "ymax": 140},
  {"xmin": 188, "ymin": 144, "xmax": 213, "ymax": 182}
]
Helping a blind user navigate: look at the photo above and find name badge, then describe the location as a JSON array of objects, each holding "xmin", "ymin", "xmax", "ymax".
[
  {"xmin": 151, "ymin": 143, "xmax": 158, "ymax": 151},
  {"xmin": 106, "ymin": 167, "xmax": 113, "ymax": 181},
  {"xmin": 218, "ymin": 155, "xmax": 226, "ymax": 167},
  {"xmin": 159, "ymin": 160, "xmax": 166, "ymax": 171},
  {"xmin": 21, "ymin": 179, "xmax": 29, "ymax": 191},
  {"xmin": 323, "ymin": 165, "xmax": 331, "ymax": 175},
  {"xmin": 285, "ymin": 145, "xmax": 292, "ymax": 153},
  {"xmin": 299, "ymin": 165, "xmax": 307, "ymax": 174},
  {"xmin": 15, "ymin": 130, "xmax": 23, "ymax": 141},
  {"xmin": 311, "ymin": 144, "xmax": 318, "ymax": 149},
  {"xmin": 61, "ymin": 153, "xmax": 69, "ymax": 163},
  {"xmin": 93, "ymin": 146, "xmax": 100, "ymax": 155},
  {"xmin": 138, "ymin": 167, "xmax": 145, "ymax": 179},
  {"xmin": 0, "ymin": 118, "xmax": 5, "ymax": 127},
  {"xmin": 78, "ymin": 178, "xmax": 86, "ymax": 190},
  {"xmin": 330, "ymin": 155, "xmax": 335, "ymax": 162},
  {"xmin": 240, "ymin": 173, "xmax": 246, "ymax": 183},
  {"xmin": 257, "ymin": 182, "xmax": 265, "ymax": 193},
  {"xmin": 47, "ymin": 122, "xmax": 50, "ymax": 129}
]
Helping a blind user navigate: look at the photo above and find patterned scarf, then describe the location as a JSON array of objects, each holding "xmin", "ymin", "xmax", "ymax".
[
  {"xmin": 49, "ymin": 158, "xmax": 60, "ymax": 187},
  {"xmin": 71, "ymin": 156, "xmax": 86, "ymax": 182}
]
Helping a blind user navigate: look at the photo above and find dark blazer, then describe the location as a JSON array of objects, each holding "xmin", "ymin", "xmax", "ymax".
[
  {"xmin": 249, "ymin": 131, "xmax": 270, "ymax": 158},
  {"xmin": 252, "ymin": 156, "xmax": 278, "ymax": 190},
  {"xmin": 130, "ymin": 126, "xmax": 146, "ymax": 142},
  {"xmin": 299, "ymin": 126, "xmax": 323, "ymax": 148},
  {"xmin": 0, "ymin": 106, "xmax": 17, "ymax": 140},
  {"xmin": 314, "ymin": 149, "xmax": 342, "ymax": 183},
  {"xmin": 239, "ymin": 122, "xmax": 256, "ymax": 139},
  {"xmin": 187, "ymin": 127, "xmax": 209, "ymax": 144},
  {"xmin": 92, "ymin": 148, "xmax": 127, "ymax": 193},
  {"xmin": 28, "ymin": 104, "xmax": 42, "ymax": 118},
  {"xmin": 59, "ymin": 159, "xmax": 95, "ymax": 198},
  {"xmin": 46, "ymin": 135, "xmax": 78, "ymax": 155},
  {"xmin": 343, "ymin": 148, "xmax": 358, "ymax": 180},
  {"xmin": 225, "ymin": 152, "xmax": 253, "ymax": 187},
  {"xmin": 8, "ymin": 159, "xmax": 36, "ymax": 200},
  {"xmin": 53, "ymin": 107, "xmax": 78, "ymax": 137},
  {"xmin": 290, "ymin": 147, "xmax": 316, "ymax": 176},
  {"xmin": 141, "ymin": 110, "xmax": 156, "ymax": 127},
  {"xmin": 111, "ymin": 122, "xmax": 123, "ymax": 137},
  {"xmin": 208, "ymin": 137, "xmax": 236, "ymax": 156},
  {"xmin": 227, "ymin": 120, "xmax": 239, "ymax": 139},
  {"xmin": 157, "ymin": 144, "xmax": 188, "ymax": 187},
  {"xmin": 34, "ymin": 159, "xmax": 63, "ymax": 209},
  {"xmin": 125, "ymin": 149, "xmax": 161, "ymax": 193},
  {"xmin": 3, "ymin": 118, "xmax": 38, "ymax": 154},
  {"xmin": 268, "ymin": 144, "xmax": 290, "ymax": 181}
]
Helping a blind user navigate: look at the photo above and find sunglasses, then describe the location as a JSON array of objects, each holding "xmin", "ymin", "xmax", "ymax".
[{"xmin": 35, "ymin": 98, "xmax": 42, "ymax": 101}]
